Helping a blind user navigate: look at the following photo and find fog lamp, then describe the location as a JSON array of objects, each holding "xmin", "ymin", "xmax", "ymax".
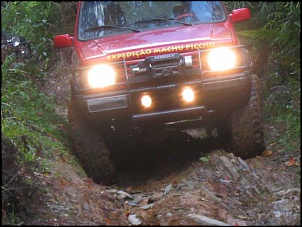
[
  {"xmin": 182, "ymin": 87, "xmax": 194, "ymax": 102},
  {"xmin": 141, "ymin": 95, "xmax": 152, "ymax": 108}
]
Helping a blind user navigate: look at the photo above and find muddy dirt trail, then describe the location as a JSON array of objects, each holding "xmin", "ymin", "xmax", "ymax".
[
  {"xmin": 33, "ymin": 73, "xmax": 300, "ymax": 226},
  {"xmin": 35, "ymin": 132, "xmax": 300, "ymax": 226}
]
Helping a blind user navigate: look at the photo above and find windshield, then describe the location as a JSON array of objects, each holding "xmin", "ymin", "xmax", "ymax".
[{"xmin": 78, "ymin": 1, "xmax": 226, "ymax": 40}]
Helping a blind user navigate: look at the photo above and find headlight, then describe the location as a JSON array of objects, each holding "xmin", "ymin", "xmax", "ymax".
[
  {"xmin": 11, "ymin": 37, "xmax": 20, "ymax": 47},
  {"xmin": 207, "ymin": 47, "xmax": 236, "ymax": 71},
  {"xmin": 87, "ymin": 64, "xmax": 116, "ymax": 88}
]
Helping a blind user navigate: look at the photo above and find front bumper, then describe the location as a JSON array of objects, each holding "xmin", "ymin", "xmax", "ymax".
[
  {"xmin": 73, "ymin": 45, "xmax": 253, "ymax": 129},
  {"xmin": 76, "ymin": 71, "xmax": 251, "ymax": 128}
]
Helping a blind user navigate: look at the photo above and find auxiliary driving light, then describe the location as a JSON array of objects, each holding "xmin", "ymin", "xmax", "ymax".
[
  {"xmin": 141, "ymin": 95, "xmax": 152, "ymax": 107},
  {"xmin": 182, "ymin": 87, "xmax": 194, "ymax": 102}
]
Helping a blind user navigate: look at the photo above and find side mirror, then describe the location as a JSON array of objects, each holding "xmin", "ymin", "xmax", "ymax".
[
  {"xmin": 54, "ymin": 34, "xmax": 74, "ymax": 48},
  {"xmin": 230, "ymin": 8, "xmax": 251, "ymax": 22}
]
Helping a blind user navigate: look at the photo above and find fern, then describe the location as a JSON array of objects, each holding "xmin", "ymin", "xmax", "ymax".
[{"xmin": 239, "ymin": 29, "xmax": 295, "ymax": 48}]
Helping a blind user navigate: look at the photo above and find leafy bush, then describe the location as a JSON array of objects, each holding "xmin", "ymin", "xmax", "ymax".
[
  {"xmin": 1, "ymin": 1, "xmax": 77, "ymax": 67},
  {"xmin": 1, "ymin": 2, "xmax": 77, "ymax": 224},
  {"xmin": 227, "ymin": 2, "xmax": 300, "ymax": 79},
  {"xmin": 1, "ymin": 48, "xmax": 68, "ymax": 226},
  {"xmin": 1, "ymin": 59, "xmax": 68, "ymax": 159}
]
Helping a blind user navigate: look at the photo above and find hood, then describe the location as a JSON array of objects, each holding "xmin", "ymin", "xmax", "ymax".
[{"xmin": 77, "ymin": 23, "xmax": 234, "ymax": 63}]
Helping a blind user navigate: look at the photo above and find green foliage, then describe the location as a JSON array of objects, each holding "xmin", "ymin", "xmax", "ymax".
[
  {"xmin": 226, "ymin": 2, "xmax": 300, "ymax": 78},
  {"xmin": 225, "ymin": 2, "xmax": 300, "ymax": 154},
  {"xmin": 264, "ymin": 77, "xmax": 300, "ymax": 150},
  {"xmin": 1, "ymin": 56, "xmax": 69, "ymax": 224},
  {"xmin": 1, "ymin": 1, "xmax": 77, "ymax": 66},
  {"xmin": 1, "ymin": 2, "xmax": 76, "ymax": 224},
  {"xmin": 199, "ymin": 156, "xmax": 209, "ymax": 162},
  {"xmin": 1, "ymin": 58, "xmax": 68, "ymax": 167}
]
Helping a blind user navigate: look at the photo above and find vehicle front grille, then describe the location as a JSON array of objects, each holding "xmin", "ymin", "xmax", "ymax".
[{"xmin": 103, "ymin": 50, "xmax": 202, "ymax": 87}]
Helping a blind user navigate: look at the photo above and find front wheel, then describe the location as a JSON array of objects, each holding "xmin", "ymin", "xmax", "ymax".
[
  {"xmin": 68, "ymin": 95, "xmax": 116, "ymax": 185},
  {"xmin": 220, "ymin": 75, "xmax": 266, "ymax": 159}
]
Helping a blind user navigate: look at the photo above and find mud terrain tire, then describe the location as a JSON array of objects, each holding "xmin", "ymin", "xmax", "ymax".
[
  {"xmin": 224, "ymin": 74, "xmax": 265, "ymax": 159},
  {"xmin": 68, "ymin": 95, "xmax": 116, "ymax": 185}
]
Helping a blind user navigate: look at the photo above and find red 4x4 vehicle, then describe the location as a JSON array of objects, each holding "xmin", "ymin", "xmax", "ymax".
[{"xmin": 54, "ymin": 1, "xmax": 265, "ymax": 184}]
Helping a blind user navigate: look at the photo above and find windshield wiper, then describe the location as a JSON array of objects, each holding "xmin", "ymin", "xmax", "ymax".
[
  {"xmin": 85, "ymin": 24, "xmax": 141, "ymax": 33},
  {"xmin": 135, "ymin": 17, "xmax": 193, "ymax": 26}
]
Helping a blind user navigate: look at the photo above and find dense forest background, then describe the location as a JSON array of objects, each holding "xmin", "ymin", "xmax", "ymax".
[{"xmin": 1, "ymin": 1, "xmax": 300, "ymax": 225}]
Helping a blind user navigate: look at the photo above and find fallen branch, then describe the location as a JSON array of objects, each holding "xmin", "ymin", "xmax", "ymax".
[
  {"xmin": 188, "ymin": 214, "xmax": 231, "ymax": 226},
  {"xmin": 277, "ymin": 188, "xmax": 301, "ymax": 196},
  {"xmin": 200, "ymin": 186, "xmax": 231, "ymax": 211}
]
